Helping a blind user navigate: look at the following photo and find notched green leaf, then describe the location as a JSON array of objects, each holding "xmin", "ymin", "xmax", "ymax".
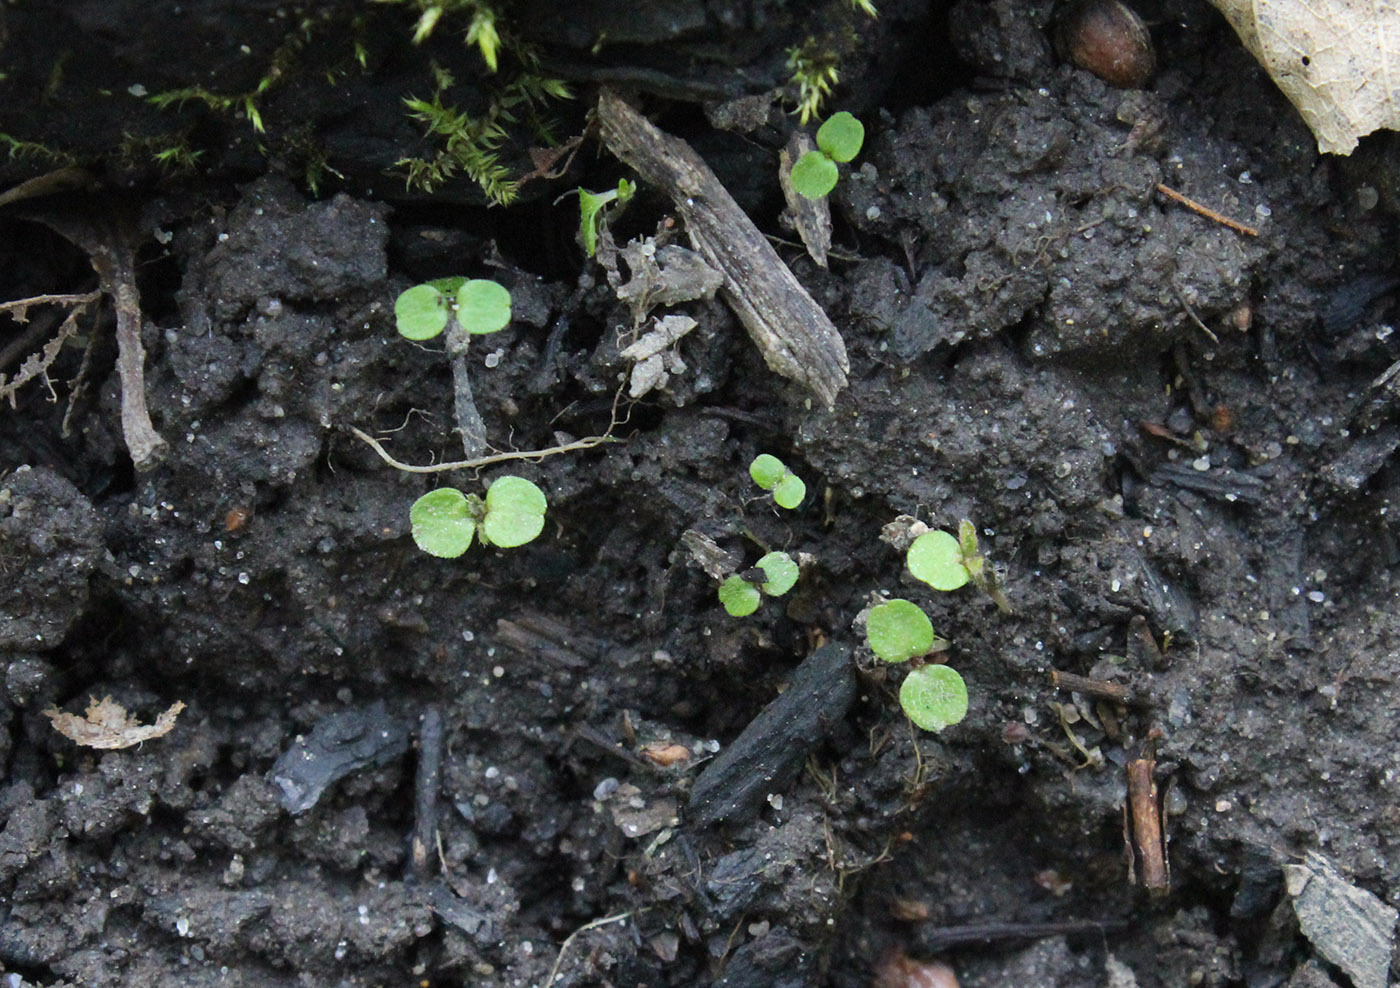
[
  {"xmin": 719, "ymin": 575, "xmax": 762, "ymax": 616},
  {"xmin": 410, "ymin": 487, "xmax": 477, "ymax": 557},
  {"xmin": 395, "ymin": 283, "xmax": 451, "ymax": 341},
  {"xmin": 865, "ymin": 598, "xmax": 935, "ymax": 663},
  {"xmin": 907, "ymin": 530, "xmax": 970, "ymax": 591},
  {"xmin": 816, "ymin": 111, "xmax": 864, "ymax": 163},
  {"xmin": 790, "ymin": 150, "xmax": 839, "ymax": 199},
  {"xmin": 756, "ymin": 551, "xmax": 799, "ymax": 596}
]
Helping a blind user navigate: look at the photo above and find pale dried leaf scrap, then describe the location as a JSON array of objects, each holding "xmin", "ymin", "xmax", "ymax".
[
  {"xmin": 1208, "ymin": 0, "xmax": 1400, "ymax": 154},
  {"xmin": 45, "ymin": 695, "xmax": 186, "ymax": 749}
]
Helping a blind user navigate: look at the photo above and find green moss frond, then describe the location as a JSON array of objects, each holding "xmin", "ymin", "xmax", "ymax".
[
  {"xmin": 0, "ymin": 133, "xmax": 75, "ymax": 166},
  {"xmin": 786, "ymin": 41, "xmax": 842, "ymax": 125}
]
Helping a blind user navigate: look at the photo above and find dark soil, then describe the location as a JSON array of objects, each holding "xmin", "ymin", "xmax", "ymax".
[{"xmin": 4, "ymin": 2, "xmax": 1400, "ymax": 987}]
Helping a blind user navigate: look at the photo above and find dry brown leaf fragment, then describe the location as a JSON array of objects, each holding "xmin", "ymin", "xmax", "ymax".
[
  {"xmin": 640, "ymin": 742, "xmax": 692, "ymax": 767},
  {"xmin": 1207, "ymin": 0, "xmax": 1400, "ymax": 154},
  {"xmin": 44, "ymin": 695, "xmax": 186, "ymax": 749}
]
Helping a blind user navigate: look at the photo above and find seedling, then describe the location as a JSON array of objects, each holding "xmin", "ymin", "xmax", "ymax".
[
  {"xmin": 394, "ymin": 277, "xmax": 512, "ymax": 459},
  {"xmin": 718, "ymin": 551, "xmax": 800, "ymax": 617},
  {"xmin": 395, "ymin": 277, "xmax": 512, "ymax": 340},
  {"xmin": 574, "ymin": 179, "xmax": 636, "ymax": 257},
  {"xmin": 789, "ymin": 111, "xmax": 865, "ymax": 200},
  {"xmin": 749, "ymin": 454, "xmax": 806, "ymax": 510},
  {"xmin": 863, "ymin": 598, "xmax": 966, "ymax": 733},
  {"xmin": 410, "ymin": 475, "xmax": 547, "ymax": 558},
  {"xmin": 907, "ymin": 519, "xmax": 1011, "ymax": 613}
]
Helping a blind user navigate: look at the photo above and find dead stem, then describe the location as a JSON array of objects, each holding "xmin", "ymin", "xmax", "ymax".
[{"xmin": 349, "ymin": 426, "xmax": 618, "ymax": 474}]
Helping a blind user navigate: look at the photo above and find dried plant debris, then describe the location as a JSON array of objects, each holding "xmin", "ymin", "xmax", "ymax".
[
  {"xmin": 0, "ymin": 291, "xmax": 100, "ymax": 406},
  {"xmin": 615, "ymin": 241, "xmax": 724, "ymax": 320},
  {"xmin": 681, "ymin": 529, "xmax": 743, "ymax": 582},
  {"xmin": 44, "ymin": 696, "xmax": 186, "ymax": 749},
  {"xmin": 1208, "ymin": 0, "xmax": 1400, "ymax": 154},
  {"xmin": 620, "ymin": 314, "xmax": 698, "ymax": 397}
]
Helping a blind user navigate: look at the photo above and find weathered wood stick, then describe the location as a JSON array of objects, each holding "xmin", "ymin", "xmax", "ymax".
[{"xmin": 595, "ymin": 87, "xmax": 849, "ymax": 407}]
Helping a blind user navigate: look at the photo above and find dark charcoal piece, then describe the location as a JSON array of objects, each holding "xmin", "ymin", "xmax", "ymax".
[
  {"xmin": 1322, "ymin": 272, "xmax": 1399, "ymax": 336},
  {"xmin": 710, "ymin": 928, "xmax": 811, "ymax": 988},
  {"xmin": 687, "ymin": 642, "xmax": 854, "ymax": 828},
  {"xmin": 271, "ymin": 702, "xmax": 410, "ymax": 814},
  {"xmin": 1149, "ymin": 461, "xmax": 1268, "ymax": 505}
]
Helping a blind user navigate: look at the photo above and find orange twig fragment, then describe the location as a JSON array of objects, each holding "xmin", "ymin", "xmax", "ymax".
[{"xmin": 1155, "ymin": 183, "xmax": 1259, "ymax": 237}]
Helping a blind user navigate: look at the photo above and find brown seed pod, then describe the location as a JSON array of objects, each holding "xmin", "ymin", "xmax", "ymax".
[{"xmin": 1055, "ymin": 0, "xmax": 1156, "ymax": 88}]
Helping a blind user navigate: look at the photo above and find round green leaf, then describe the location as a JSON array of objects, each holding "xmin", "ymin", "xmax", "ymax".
[
  {"xmin": 455, "ymin": 279, "xmax": 512, "ymax": 335},
  {"xmin": 756, "ymin": 552, "xmax": 799, "ymax": 596},
  {"xmin": 907, "ymin": 530, "xmax": 970, "ymax": 591},
  {"xmin": 899, "ymin": 664, "xmax": 969, "ymax": 732},
  {"xmin": 865, "ymin": 599, "xmax": 935, "ymax": 663},
  {"xmin": 482, "ymin": 508, "xmax": 545, "ymax": 548},
  {"xmin": 481, "ymin": 476, "xmax": 547, "ymax": 548},
  {"xmin": 395, "ymin": 284, "xmax": 450, "ymax": 341},
  {"xmin": 816, "ymin": 111, "xmax": 865, "ymax": 163},
  {"xmin": 789, "ymin": 150, "xmax": 838, "ymax": 199},
  {"xmin": 410, "ymin": 487, "xmax": 476, "ymax": 557},
  {"xmin": 773, "ymin": 473, "xmax": 806, "ymax": 510},
  {"xmin": 485, "ymin": 475, "xmax": 547, "ymax": 516},
  {"xmin": 719, "ymin": 575, "xmax": 762, "ymax": 616},
  {"xmin": 749, "ymin": 454, "xmax": 787, "ymax": 490}
]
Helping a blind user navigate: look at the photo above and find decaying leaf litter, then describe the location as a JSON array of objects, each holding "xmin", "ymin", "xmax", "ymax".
[{"xmin": 4, "ymin": 0, "xmax": 1400, "ymax": 986}]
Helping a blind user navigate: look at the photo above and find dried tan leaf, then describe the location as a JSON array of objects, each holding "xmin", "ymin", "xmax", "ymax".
[
  {"xmin": 44, "ymin": 696, "xmax": 186, "ymax": 749},
  {"xmin": 640, "ymin": 742, "xmax": 691, "ymax": 767},
  {"xmin": 1208, "ymin": 0, "xmax": 1400, "ymax": 154}
]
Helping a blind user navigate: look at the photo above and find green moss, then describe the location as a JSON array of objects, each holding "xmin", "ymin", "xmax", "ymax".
[
  {"xmin": 395, "ymin": 60, "xmax": 571, "ymax": 204},
  {"xmin": 0, "ymin": 133, "xmax": 75, "ymax": 167}
]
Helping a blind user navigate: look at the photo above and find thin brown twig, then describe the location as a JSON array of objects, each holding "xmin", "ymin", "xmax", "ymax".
[
  {"xmin": 1155, "ymin": 183, "xmax": 1259, "ymax": 237},
  {"xmin": 545, "ymin": 911, "xmax": 634, "ymax": 988},
  {"xmin": 1170, "ymin": 281, "xmax": 1220, "ymax": 344},
  {"xmin": 350, "ymin": 426, "xmax": 619, "ymax": 474},
  {"xmin": 0, "ymin": 291, "xmax": 105, "ymax": 314}
]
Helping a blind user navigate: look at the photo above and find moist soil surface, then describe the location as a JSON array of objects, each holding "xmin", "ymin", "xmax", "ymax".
[{"xmin": 3, "ymin": 2, "xmax": 1400, "ymax": 987}]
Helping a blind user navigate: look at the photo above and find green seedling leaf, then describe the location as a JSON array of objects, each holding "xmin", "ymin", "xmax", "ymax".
[
  {"xmin": 576, "ymin": 180, "xmax": 635, "ymax": 257},
  {"xmin": 427, "ymin": 276, "xmax": 469, "ymax": 294},
  {"xmin": 790, "ymin": 150, "xmax": 839, "ymax": 199},
  {"xmin": 816, "ymin": 111, "xmax": 864, "ymax": 163},
  {"xmin": 719, "ymin": 574, "xmax": 762, "ymax": 616},
  {"xmin": 395, "ymin": 283, "xmax": 451, "ymax": 341},
  {"xmin": 756, "ymin": 551, "xmax": 799, "ymax": 596},
  {"xmin": 749, "ymin": 453, "xmax": 787, "ymax": 489},
  {"xmin": 455, "ymin": 279, "xmax": 512, "ymax": 335},
  {"xmin": 957, "ymin": 517, "xmax": 986, "ymax": 581},
  {"xmin": 866, "ymin": 598, "xmax": 935, "ymax": 663},
  {"xmin": 577, "ymin": 188, "xmax": 613, "ymax": 257},
  {"xmin": 410, "ymin": 487, "xmax": 477, "ymax": 558},
  {"xmin": 481, "ymin": 475, "xmax": 547, "ymax": 547},
  {"xmin": 908, "ymin": 530, "xmax": 971, "ymax": 591},
  {"xmin": 773, "ymin": 473, "xmax": 806, "ymax": 509},
  {"xmin": 899, "ymin": 664, "xmax": 969, "ymax": 732}
]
